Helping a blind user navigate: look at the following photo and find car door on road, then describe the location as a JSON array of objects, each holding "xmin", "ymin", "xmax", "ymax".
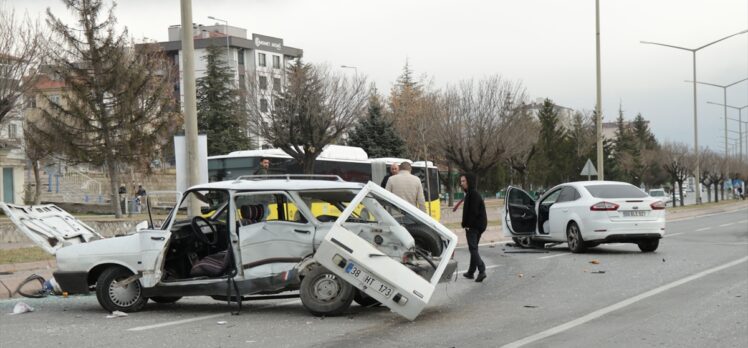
[
  {"xmin": 548, "ymin": 186, "xmax": 581, "ymax": 239},
  {"xmin": 313, "ymin": 182, "xmax": 457, "ymax": 321},
  {"xmin": 502, "ymin": 186, "xmax": 538, "ymax": 238}
]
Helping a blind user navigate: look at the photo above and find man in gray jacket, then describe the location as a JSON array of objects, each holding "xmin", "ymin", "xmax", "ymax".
[{"xmin": 385, "ymin": 162, "xmax": 427, "ymax": 213}]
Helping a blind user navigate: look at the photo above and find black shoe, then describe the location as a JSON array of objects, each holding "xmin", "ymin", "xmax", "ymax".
[
  {"xmin": 462, "ymin": 272, "xmax": 474, "ymax": 279},
  {"xmin": 475, "ymin": 273, "xmax": 487, "ymax": 282}
]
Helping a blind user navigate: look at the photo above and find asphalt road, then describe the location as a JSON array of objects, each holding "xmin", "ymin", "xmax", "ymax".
[{"xmin": 1, "ymin": 208, "xmax": 746, "ymax": 348}]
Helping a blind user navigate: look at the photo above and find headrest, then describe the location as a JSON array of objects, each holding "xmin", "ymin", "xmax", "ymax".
[{"xmin": 241, "ymin": 204, "xmax": 264, "ymax": 221}]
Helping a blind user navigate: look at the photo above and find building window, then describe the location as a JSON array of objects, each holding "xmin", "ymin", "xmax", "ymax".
[
  {"xmin": 273, "ymin": 77, "xmax": 281, "ymax": 92},
  {"xmin": 273, "ymin": 55, "xmax": 280, "ymax": 69},
  {"xmin": 8, "ymin": 124, "xmax": 17, "ymax": 139},
  {"xmin": 49, "ymin": 94, "xmax": 61, "ymax": 105},
  {"xmin": 258, "ymin": 53, "xmax": 266, "ymax": 67},
  {"xmin": 259, "ymin": 76, "xmax": 268, "ymax": 90},
  {"xmin": 260, "ymin": 98, "xmax": 268, "ymax": 112},
  {"xmin": 238, "ymin": 49, "xmax": 245, "ymax": 66}
]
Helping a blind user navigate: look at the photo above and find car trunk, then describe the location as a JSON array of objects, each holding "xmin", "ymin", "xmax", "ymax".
[{"xmin": 605, "ymin": 199, "xmax": 661, "ymax": 222}]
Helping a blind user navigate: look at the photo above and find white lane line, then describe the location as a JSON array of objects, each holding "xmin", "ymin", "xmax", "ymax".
[
  {"xmin": 455, "ymin": 240, "xmax": 511, "ymax": 250},
  {"xmin": 695, "ymin": 227, "xmax": 711, "ymax": 232},
  {"xmin": 538, "ymin": 252, "xmax": 571, "ymax": 260},
  {"xmin": 127, "ymin": 299, "xmax": 301, "ymax": 331},
  {"xmin": 665, "ymin": 232, "xmax": 683, "ymax": 237},
  {"xmin": 458, "ymin": 264, "xmax": 502, "ymax": 273},
  {"xmin": 738, "ymin": 220, "xmax": 748, "ymax": 224},
  {"xmin": 500, "ymin": 256, "xmax": 748, "ymax": 348},
  {"xmin": 719, "ymin": 223, "xmax": 734, "ymax": 227}
]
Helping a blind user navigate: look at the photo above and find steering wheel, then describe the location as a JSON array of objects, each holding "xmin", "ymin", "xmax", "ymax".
[{"xmin": 191, "ymin": 216, "xmax": 219, "ymax": 246}]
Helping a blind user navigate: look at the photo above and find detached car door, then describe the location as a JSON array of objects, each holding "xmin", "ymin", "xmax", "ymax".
[
  {"xmin": 502, "ymin": 186, "xmax": 538, "ymax": 237},
  {"xmin": 314, "ymin": 182, "xmax": 457, "ymax": 321},
  {"xmin": 0, "ymin": 203, "xmax": 102, "ymax": 254}
]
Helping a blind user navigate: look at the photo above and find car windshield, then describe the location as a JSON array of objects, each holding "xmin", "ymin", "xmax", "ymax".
[
  {"xmin": 585, "ymin": 184, "xmax": 648, "ymax": 199},
  {"xmin": 649, "ymin": 191, "xmax": 665, "ymax": 197}
]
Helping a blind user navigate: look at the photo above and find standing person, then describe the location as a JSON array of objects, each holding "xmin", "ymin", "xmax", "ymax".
[
  {"xmin": 385, "ymin": 162, "xmax": 426, "ymax": 213},
  {"xmin": 460, "ymin": 173, "xmax": 487, "ymax": 282},
  {"xmin": 134, "ymin": 185, "xmax": 146, "ymax": 213},
  {"xmin": 254, "ymin": 157, "xmax": 270, "ymax": 175},
  {"xmin": 380, "ymin": 162, "xmax": 400, "ymax": 187}
]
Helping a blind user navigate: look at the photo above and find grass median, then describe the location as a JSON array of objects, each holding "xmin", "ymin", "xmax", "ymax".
[{"xmin": 0, "ymin": 247, "xmax": 53, "ymax": 265}]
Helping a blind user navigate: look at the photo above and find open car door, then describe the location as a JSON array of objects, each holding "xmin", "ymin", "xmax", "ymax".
[
  {"xmin": 313, "ymin": 182, "xmax": 457, "ymax": 321},
  {"xmin": 0, "ymin": 203, "xmax": 102, "ymax": 254},
  {"xmin": 502, "ymin": 186, "xmax": 538, "ymax": 237}
]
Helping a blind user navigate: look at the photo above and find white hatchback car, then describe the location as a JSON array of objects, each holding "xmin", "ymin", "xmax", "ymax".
[
  {"xmin": 1, "ymin": 176, "xmax": 457, "ymax": 320},
  {"xmin": 503, "ymin": 181, "xmax": 666, "ymax": 253}
]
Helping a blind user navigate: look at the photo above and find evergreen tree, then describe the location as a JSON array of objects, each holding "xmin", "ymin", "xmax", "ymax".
[
  {"xmin": 632, "ymin": 113, "xmax": 657, "ymax": 150},
  {"xmin": 197, "ymin": 45, "xmax": 250, "ymax": 156},
  {"xmin": 533, "ymin": 99, "xmax": 568, "ymax": 187},
  {"xmin": 348, "ymin": 90, "xmax": 407, "ymax": 158}
]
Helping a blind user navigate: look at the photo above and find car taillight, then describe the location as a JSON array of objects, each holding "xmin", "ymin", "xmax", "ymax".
[
  {"xmin": 650, "ymin": 201, "xmax": 666, "ymax": 210},
  {"xmin": 590, "ymin": 201, "xmax": 619, "ymax": 211}
]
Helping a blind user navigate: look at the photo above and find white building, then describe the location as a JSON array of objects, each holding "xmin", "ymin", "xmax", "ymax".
[
  {"xmin": 0, "ymin": 100, "xmax": 25, "ymax": 204},
  {"xmin": 157, "ymin": 24, "xmax": 303, "ymax": 149}
]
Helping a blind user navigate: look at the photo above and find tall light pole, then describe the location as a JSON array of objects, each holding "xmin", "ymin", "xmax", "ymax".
[
  {"xmin": 340, "ymin": 65, "xmax": 358, "ymax": 77},
  {"xmin": 641, "ymin": 29, "xmax": 748, "ymax": 204},
  {"xmin": 594, "ymin": 0, "xmax": 603, "ymax": 180},
  {"xmin": 687, "ymin": 78, "xmax": 748, "ymax": 157},
  {"xmin": 208, "ymin": 16, "xmax": 232, "ymax": 77},
  {"xmin": 180, "ymin": 0, "xmax": 200, "ymax": 215},
  {"xmin": 708, "ymin": 102, "xmax": 747, "ymax": 162}
]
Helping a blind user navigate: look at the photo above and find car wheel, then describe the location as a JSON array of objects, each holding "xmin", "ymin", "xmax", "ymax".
[
  {"xmin": 353, "ymin": 290, "xmax": 381, "ymax": 307},
  {"xmin": 638, "ymin": 239, "xmax": 659, "ymax": 252},
  {"xmin": 300, "ymin": 264, "xmax": 354, "ymax": 317},
  {"xmin": 95, "ymin": 267, "xmax": 147, "ymax": 313},
  {"xmin": 566, "ymin": 222, "xmax": 587, "ymax": 253},
  {"xmin": 408, "ymin": 225, "xmax": 443, "ymax": 255},
  {"xmin": 150, "ymin": 296, "xmax": 182, "ymax": 304}
]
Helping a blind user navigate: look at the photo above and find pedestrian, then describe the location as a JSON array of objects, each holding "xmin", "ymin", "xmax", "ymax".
[
  {"xmin": 460, "ymin": 173, "xmax": 487, "ymax": 282},
  {"xmin": 254, "ymin": 157, "xmax": 270, "ymax": 175},
  {"xmin": 380, "ymin": 162, "xmax": 399, "ymax": 187},
  {"xmin": 135, "ymin": 185, "xmax": 146, "ymax": 213},
  {"xmin": 385, "ymin": 162, "xmax": 427, "ymax": 213},
  {"xmin": 739, "ymin": 186, "xmax": 744, "ymax": 200}
]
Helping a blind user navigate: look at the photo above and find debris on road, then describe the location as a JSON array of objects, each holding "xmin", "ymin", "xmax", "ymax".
[
  {"xmin": 105, "ymin": 311, "xmax": 128, "ymax": 319},
  {"xmin": 217, "ymin": 321, "xmax": 227, "ymax": 325},
  {"xmin": 523, "ymin": 305, "xmax": 538, "ymax": 308},
  {"xmin": 591, "ymin": 271, "xmax": 606, "ymax": 274},
  {"xmin": 10, "ymin": 302, "xmax": 34, "ymax": 315},
  {"xmin": 589, "ymin": 260, "xmax": 600, "ymax": 264},
  {"xmin": 518, "ymin": 273, "xmax": 524, "ymax": 278}
]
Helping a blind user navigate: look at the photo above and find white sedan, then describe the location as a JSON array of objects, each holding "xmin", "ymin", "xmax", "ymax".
[{"xmin": 503, "ymin": 181, "xmax": 666, "ymax": 253}]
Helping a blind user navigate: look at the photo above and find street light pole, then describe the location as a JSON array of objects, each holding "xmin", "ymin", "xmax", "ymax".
[
  {"xmin": 340, "ymin": 65, "xmax": 358, "ymax": 77},
  {"xmin": 208, "ymin": 16, "xmax": 231, "ymax": 78},
  {"xmin": 595, "ymin": 0, "xmax": 604, "ymax": 180},
  {"xmin": 708, "ymin": 102, "xmax": 748, "ymax": 163},
  {"xmin": 180, "ymin": 0, "xmax": 200, "ymax": 215},
  {"xmin": 688, "ymin": 78, "xmax": 748, "ymax": 157},
  {"xmin": 641, "ymin": 29, "xmax": 748, "ymax": 204}
]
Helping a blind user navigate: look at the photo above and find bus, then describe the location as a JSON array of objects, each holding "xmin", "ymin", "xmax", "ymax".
[{"xmin": 207, "ymin": 145, "xmax": 441, "ymax": 220}]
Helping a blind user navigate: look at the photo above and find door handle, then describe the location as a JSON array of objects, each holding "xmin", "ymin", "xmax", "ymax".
[
  {"xmin": 294, "ymin": 229, "xmax": 310, "ymax": 234},
  {"xmin": 150, "ymin": 236, "xmax": 165, "ymax": 241}
]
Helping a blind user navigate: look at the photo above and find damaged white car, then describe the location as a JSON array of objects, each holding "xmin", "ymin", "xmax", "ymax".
[{"xmin": 0, "ymin": 176, "xmax": 457, "ymax": 320}]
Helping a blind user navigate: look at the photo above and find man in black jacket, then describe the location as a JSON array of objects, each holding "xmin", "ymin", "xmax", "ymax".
[{"xmin": 460, "ymin": 173, "xmax": 487, "ymax": 282}]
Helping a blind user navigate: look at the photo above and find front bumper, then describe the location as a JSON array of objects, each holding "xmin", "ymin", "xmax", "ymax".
[{"xmin": 52, "ymin": 271, "xmax": 90, "ymax": 294}]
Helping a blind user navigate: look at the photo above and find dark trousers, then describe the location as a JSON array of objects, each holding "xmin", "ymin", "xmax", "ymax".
[{"xmin": 466, "ymin": 228, "xmax": 486, "ymax": 274}]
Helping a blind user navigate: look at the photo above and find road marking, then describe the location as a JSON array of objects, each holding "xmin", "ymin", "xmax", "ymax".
[
  {"xmin": 458, "ymin": 264, "xmax": 502, "ymax": 273},
  {"xmin": 695, "ymin": 227, "xmax": 711, "ymax": 232},
  {"xmin": 738, "ymin": 220, "xmax": 748, "ymax": 224},
  {"xmin": 719, "ymin": 223, "xmax": 734, "ymax": 227},
  {"xmin": 665, "ymin": 232, "xmax": 683, "ymax": 237},
  {"xmin": 538, "ymin": 253, "xmax": 571, "ymax": 260},
  {"xmin": 455, "ymin": 241, "xmax": 511, "ymax": 250},
  {"xmin": 500, "ymin": 256, "xmax": 748, "ymax": 348},
  {"xmin": 127, "ymin": 299, "xmax": 301, "ymax": 331}
]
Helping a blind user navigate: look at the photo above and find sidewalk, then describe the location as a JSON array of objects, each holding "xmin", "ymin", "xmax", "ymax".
[{"xmin": 1, "ymin": 200, "xmax": 745, "ymax": 300}]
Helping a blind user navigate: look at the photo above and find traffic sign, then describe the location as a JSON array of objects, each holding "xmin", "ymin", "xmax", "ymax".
[{"xmin": 580, "ymin": 158, "xmax": 598, "ymax": 180}]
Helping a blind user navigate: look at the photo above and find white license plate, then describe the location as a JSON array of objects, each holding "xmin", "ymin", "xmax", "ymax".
[
  {"xmin": 345, "ymin": 262, "xmax": 393, "ymax": 298},
  {"xmin": 622, "ymin": 210, "xmax": 648, "ymax": 217}
]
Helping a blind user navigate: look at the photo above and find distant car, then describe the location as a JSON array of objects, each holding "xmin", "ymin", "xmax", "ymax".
[
  {"xmin": 0, "ymin": 176, "xmax": 458, "ymax": 320},
  {"xmin": 648, "ymin": 189, "xmax": 672, "ymax": 205},
  {"xmin": 503, "ymin": 181, "xmax": 666, "ymax": 253}
]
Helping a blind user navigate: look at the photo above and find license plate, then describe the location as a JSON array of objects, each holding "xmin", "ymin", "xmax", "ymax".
[
  {"xmin": 345, "ymin": 262, "xmax": 393, "ymax": 298},
  {"xmin": 622, "ymin": 210, "xmax": 647, "ymax": 217}
]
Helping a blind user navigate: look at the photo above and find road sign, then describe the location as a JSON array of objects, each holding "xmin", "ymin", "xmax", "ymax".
[{"xmin": 580, "ymin": 158, "xmax": 598, "ymax": 180}]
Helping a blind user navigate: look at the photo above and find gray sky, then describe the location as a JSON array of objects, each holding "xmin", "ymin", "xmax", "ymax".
[{"xmin": 12, "ymin": 0, "xmax": 748, "ymax": 153}]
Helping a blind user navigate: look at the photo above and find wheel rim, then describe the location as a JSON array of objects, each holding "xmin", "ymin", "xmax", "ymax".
[
  {"xmin": 312, "ymin": 275, "xmax": 340, "ymax": 302},
  {"xmin": 568, "ymin": 225, "xmax": 579, "ymax": 250},
  {"xmin": 109, "ymin": 277, "xmax": 142, "ymax": 307}
]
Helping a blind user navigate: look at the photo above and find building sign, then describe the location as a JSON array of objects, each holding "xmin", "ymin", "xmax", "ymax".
[{"xmin": 252, "ymin": 34, "xmax": 283, "ymax": 52}]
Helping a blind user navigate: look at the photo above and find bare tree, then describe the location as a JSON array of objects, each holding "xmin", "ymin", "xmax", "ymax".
[
  {"xmin": 23, "ymin": 114, "xmax": 54, "ymax": 204},
  {"xmin": 436, "ymin": 75, "xmax": 526, "ymax": 184},
  {"xmin": 247, "ymin": 61, "xmax": 368, "ymax": 173},
  {"xmin": 659, "ymin": 142, "xmax": 693, "ymax": 207},
  {"xmin": 0, "ymin": 5, "xmax": 46, "ymax": 124},
  {"xmin": 39, "ymin": 0, "xmax": 180, "ymax": 217},
  {"xmin": 503, "ymin": 105, "xmax": 539, "ymax": 188}
]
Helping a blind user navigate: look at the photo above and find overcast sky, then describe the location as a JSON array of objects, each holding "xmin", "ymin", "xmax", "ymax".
[{"xmin": 11, "ymin": 0, "xmax": 748, "ymax": 153}]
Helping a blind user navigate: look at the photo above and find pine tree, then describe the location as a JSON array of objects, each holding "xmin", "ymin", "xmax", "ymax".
[
  {"xmin": 533, "ymin": 99, "xmax": 568, "ymax": 186},
  {"xmin": 347, "ymin": 90, "xmax": 407, "ymax": 158},
  {"xmin": 197, "ymin": 45, "xmax": 250, "ymax": 156},
  {"xmin": 41, "ymin": 0, "xmax": 179, "ymax": 217}
]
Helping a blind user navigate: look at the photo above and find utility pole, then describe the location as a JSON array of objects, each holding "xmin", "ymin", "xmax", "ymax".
[
  {"xmin": 594, "ymin": 0, "xmax": 604, "ymax": 180},
  {"xmin": 180, "ymin": 0, "xmax": 200, "ymax": 214}
]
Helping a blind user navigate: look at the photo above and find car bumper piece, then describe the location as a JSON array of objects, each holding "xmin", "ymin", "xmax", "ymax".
[{"xmin": 52, "ymin": 271, "xmax": 90, "ymax": 294}]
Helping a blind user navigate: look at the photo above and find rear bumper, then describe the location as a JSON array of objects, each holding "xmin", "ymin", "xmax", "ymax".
[
  {"xmin": 582, "ymin": 219, "xmax": 665, "ymax": 242},
  {"xmin": 52, "ymin": 271, "xmax": 90, "ymax": 294},
  {"xmin": 600, "ymin": 233, "xmax": 662, "ymax": 243}
]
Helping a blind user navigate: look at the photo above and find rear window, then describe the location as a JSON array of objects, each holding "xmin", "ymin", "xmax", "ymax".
[{"xmin": 584, "ymin": 184, "xmax": 648, "ymax": 199}]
